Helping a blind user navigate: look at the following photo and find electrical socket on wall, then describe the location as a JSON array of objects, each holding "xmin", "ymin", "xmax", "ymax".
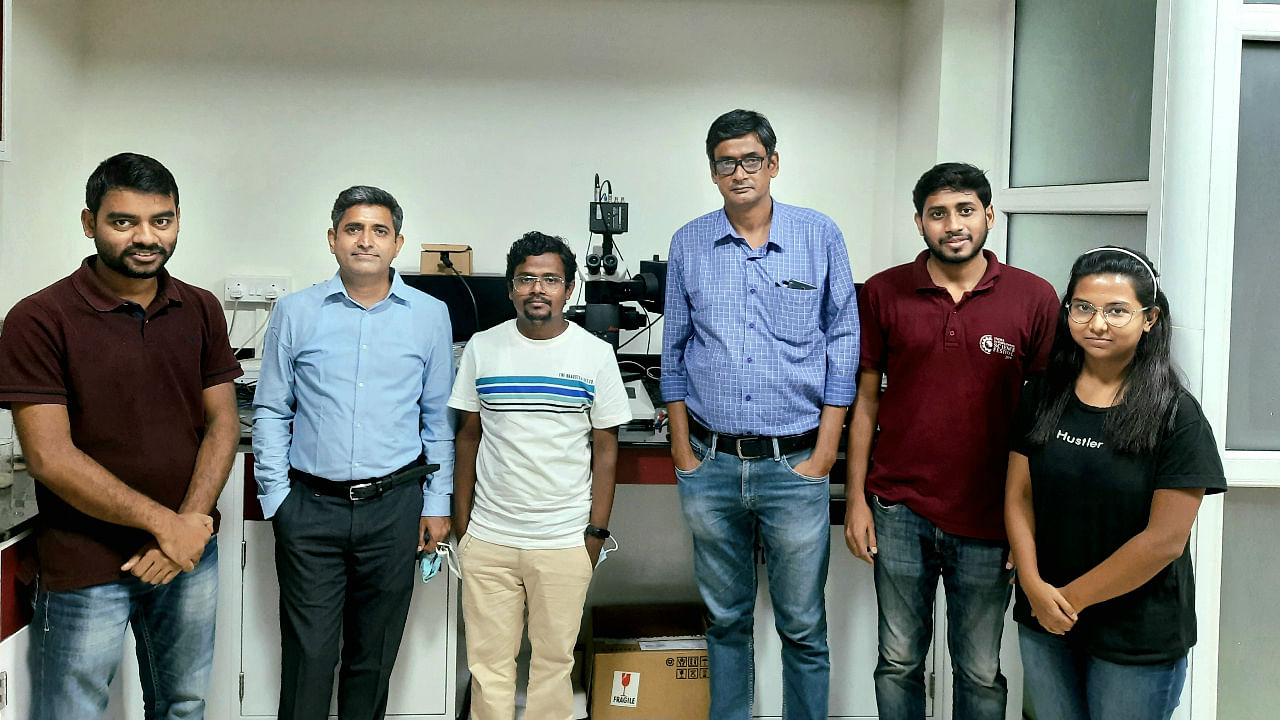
[{"xmin": 223, "ymin": 276, "xmax": 291, "ymax": 303}]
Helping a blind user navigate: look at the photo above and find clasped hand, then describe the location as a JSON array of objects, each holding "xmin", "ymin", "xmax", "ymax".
[
  {"xmin": 122, "ymin": 512, "xmax": 213, "ymax": 585},
  {"xmin": 1026, "ymin": 580, "xmax": 1078, "ymax": 635}
]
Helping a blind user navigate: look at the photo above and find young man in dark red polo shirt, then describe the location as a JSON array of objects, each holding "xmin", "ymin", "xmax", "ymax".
[
  {"xmin": 843, "ymin": 163, "xmax": 1058, "ymax": 719},
  {"xmin": 0, "ymin": 153, "xmax": 242, "ymax": 719}
]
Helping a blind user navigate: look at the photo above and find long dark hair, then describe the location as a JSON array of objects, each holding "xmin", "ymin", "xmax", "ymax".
[{"xmin": 1027, "ymin": 246, "xmax": 1183, "ymax": 454}]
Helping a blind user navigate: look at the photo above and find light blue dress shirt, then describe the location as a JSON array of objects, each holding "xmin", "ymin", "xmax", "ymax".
[
  {"xmin": 252, "ymin": 271, "xmax": 456, "ymax": 518},
  {"xmin": 660, "ymin": 199, "xmax": 860, "ymax": 436}
]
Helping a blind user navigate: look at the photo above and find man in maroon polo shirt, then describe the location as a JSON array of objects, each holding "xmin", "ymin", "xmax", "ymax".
[
  {"xmin": 843, "ymin": 163, "xmax": 1058, "ymax": 719},
  {"xmin": 0, "ymin": 153, "xmax": 241, "ymax": 719}
]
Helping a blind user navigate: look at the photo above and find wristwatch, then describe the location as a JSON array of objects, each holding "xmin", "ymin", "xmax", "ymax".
[{"xmin": 584, "ymin": 524, "xmax": 611, "ymax": 540}]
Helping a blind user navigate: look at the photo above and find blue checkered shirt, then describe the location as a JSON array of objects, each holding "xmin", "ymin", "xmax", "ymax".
[{"xmin": 661, "ymin": 200, "xmax": 860, "ymax": 435}]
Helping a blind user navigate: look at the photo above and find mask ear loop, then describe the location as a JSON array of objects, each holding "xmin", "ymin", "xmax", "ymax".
[
  {"xmin": 595, "ymin": 535, "xmax": 620, "ymax": 567},
  {"xmin": 436, "ymin": 541, "xmax": 462, "ymax": 579}
]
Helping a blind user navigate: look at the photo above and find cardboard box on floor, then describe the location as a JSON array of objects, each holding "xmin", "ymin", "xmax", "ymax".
[
  {"xmin": 587, "ymin": 604, "xmax": 709, "ymax": 720},
  {"xmin": 420, "ymin": 243, "xmax": 472, "ymax": 274}
]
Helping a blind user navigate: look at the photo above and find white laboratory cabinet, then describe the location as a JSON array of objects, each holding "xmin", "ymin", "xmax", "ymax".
[
  {"xmin": 229, "ymin": 452, "xmax": 461, "ymax": 720},
  {"xmin": 752, "ymin": 540, "xmax": 1022, "ymax": 720},
  {"xmin": 588, "ymin": 485, "xmax": 1019, "ymax": 720},
  {"xmin": 0, "ymin": 530, "xmax": 33, "ymax": 720},
  {"xmin": 750, "ymin": 533, "xmax": 935, "ymax": 720}
]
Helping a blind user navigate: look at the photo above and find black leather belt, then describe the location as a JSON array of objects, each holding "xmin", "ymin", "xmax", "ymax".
[
  {"xmin": 687, "ymin": 417, "xmax": 819, "ymax": 460},
  {"xmin": 289, "ymin": 458, "xmax": 440, "ymax": 502}
]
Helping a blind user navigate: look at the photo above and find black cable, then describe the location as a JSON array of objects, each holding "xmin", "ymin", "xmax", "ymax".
[
  {"xmin": 574, "ymin": 229, "xmax": 593, "ymax": 305},
  {"xmin": 447, "ymin": 265, "xmax": 480, "ymax": 338},
  {"xmin": 616, "ymin": 313, "xmax": 662, "ymax": 352}
]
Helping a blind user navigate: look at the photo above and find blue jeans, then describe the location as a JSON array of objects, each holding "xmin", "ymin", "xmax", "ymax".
[
  {"xmin": 676, "ymin": 434, "xmax": 831, "ymax": 720},
  {"xmin": 1019, "ymin": 627, "xmax": 1186, "ymax": 720},
  {"xmin": 870, "ymin": 498, "xmax": 1011, "ymax": 720},
  {"xmin": 29, "ymin": 537, "xmax": 219, "ymax": 720}
]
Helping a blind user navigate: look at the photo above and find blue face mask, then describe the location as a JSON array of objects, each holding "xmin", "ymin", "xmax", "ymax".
[
  {"xmin": 419, "ymin": 542, "xmax": 460, "ymax": 584},
  {"xmin": 419, "ymin": 549, "xmax": 443, "ymax": 583}
]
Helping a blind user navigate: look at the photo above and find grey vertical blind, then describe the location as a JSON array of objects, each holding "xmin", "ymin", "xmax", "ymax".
[{"xmin": 1226, "ymin": 42, "xmax": 1280, "ymax": 450}]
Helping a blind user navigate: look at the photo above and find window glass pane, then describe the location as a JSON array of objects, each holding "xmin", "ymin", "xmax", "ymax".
[
  {"xmin": 1005, "ymin": 214, "xmax": 1147, "ymax": 296},
  {"xmin": 1226, "ymin": 42, "xmax": 1280, "ymax": 450},
  {"xmin": 1010, "ymin": 0, "xmax": 1157, "ymax": 187},
  {"xmin": 1219, "ymin": 489, "xmax": 1280, "ymax": 718}
]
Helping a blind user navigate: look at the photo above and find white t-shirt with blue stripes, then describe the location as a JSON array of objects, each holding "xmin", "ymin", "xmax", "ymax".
[{"xmin": 448, "ymin": 319, "xmax": 631, "ymax": 549}]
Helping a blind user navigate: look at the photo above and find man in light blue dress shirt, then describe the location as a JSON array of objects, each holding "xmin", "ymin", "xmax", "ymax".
[
  {"xmin": 661, "ymin": 110, "xmax": 860, "ymax": 720},
  {"xmin": 253, "ymin": 186, "xmax": 455, "ymax": 720}
]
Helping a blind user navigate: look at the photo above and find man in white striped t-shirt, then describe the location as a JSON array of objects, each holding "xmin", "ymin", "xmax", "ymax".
[{"xmin": 449, "ymin": 231, "xmax": 631, "ymax": 720}]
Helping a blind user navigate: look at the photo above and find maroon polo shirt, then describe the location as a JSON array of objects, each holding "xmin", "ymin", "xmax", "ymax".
[
  {"xmin": 860, "ymin": 250, "xmax": 1058, "ymax": 540},
  {"xmin": 0, "ymin": 257, "xmax": 242, "ymax": 590}
]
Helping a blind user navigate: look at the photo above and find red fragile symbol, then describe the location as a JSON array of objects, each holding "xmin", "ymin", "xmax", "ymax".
[{"xmin": 621, "ymin": 673, "xmax": 632, "ymax": 691}]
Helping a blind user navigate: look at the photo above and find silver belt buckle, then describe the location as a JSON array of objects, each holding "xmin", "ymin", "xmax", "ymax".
[
  {"xmin": 736, "ymin": 438, "xmax": 763, "ymax": 460},
  {"xmin": 348, "ymin": 481, "xmax": 377, "ymax": 501}
]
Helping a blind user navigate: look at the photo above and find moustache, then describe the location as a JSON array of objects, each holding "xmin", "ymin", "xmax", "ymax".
[{"xmin": 126, "ymin": 244, "xmax": 169, "ymax": 256}]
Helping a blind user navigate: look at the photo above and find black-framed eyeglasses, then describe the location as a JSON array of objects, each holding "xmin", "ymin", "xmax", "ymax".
[
  {"xmin": 1065, "ymin": 300, "xmax": 1151, "ymax": 328},
  {"xmin": 513, "ymin": 274, "xmax": 566, "ymax": 290},
  {"xmin": 711, "ymin": 155, "xmax": 768, "ymax": 177}
]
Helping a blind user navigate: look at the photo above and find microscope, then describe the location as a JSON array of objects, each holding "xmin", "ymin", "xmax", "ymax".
[
  {"xmin": 566, "ymin": 175, "xmax": 667, "ymax": 426},
  {"xmin": 566, "ymin": 175, "xmax": 666, "ymax": 349}
]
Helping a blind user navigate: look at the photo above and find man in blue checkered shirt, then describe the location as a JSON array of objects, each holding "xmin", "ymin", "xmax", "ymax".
[{"xmin": 660, "ymin": 109, "xmax": 860, "ymax": 720}]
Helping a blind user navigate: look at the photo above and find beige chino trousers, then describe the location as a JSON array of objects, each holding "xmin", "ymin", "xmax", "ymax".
[{"xmin": 459, "ymin": 534, "xmax": 593, "ymax": 720}]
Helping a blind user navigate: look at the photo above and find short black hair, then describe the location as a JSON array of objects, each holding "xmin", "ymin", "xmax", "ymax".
[
  {"xmin": 504, "ymin": 231, "xmax": 577, "ymax": 288},
  {"xmin": 85, "ymin": 153, "xmax": 179, "ymax": 217},
  {"xmin": 331, "ymin": 186, "xmax": 404, "ymax": 235},
  {"xmin": 912, "ymin": 162, "xmax": 992, "ymax": 215},
  {"xmin": 705, "ymin": 109, "xmax": 777, "ymax": 161}
]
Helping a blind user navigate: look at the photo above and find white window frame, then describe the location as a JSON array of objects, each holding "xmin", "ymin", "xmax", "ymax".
[
  {"xmin": 993, "ymin": 4, "xmax": 1246, "ymax": 720},
  {"xmin": 1203, "ymin": 2, "xmax": 1280, "ymax": 487},
  {"xmin": 993, "ymin": 0, "xmax": 1170, "ymax": 262},
  {"xmin": 1196, "ymin": 9, "xmax": 1280, "ymax": 714}
]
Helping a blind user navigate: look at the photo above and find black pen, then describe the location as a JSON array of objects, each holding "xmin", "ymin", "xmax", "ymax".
[{"xmin": 777, "ymin": 279, "xmax": 817, "ymax": 290}]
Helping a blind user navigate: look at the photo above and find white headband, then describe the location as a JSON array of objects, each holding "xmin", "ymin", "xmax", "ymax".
[{"xmin": 1083, "ymin": 246, "xmax": 1158, "ymax": 293}]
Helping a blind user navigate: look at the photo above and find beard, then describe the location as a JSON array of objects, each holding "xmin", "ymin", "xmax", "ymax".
[
  {"xmin": 96, "ymin": 241, "xmax": 173, "ymax": 279},
  {"xmin": 520, "ymin": 295, "xmax": 556, "ymax": 323},
  {"xmin": 925, "ymin": 226, "xmax": 988, "ymax": 265}
]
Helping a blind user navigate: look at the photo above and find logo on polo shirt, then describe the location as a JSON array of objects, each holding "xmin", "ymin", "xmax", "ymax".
[{"xmin": 979, "ymin": 334, "xmax": 1016, "ymax": 359}]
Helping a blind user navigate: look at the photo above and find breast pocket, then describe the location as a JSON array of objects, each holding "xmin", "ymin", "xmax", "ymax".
[{"xmin": 762, "ymin": 286, "xmax": 821, "ymax": 345}]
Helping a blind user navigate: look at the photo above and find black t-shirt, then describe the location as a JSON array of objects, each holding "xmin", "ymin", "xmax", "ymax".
[{"xmin": 1010, "ymin": 381, "xmax": 1226, "ymax": 664}]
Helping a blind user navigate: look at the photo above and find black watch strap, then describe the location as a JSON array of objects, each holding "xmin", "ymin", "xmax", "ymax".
[{"xmin": 584, "ymin": 524, "xmax": 611, "ymax": 539}]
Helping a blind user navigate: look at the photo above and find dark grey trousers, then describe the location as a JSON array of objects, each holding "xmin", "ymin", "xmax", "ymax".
[{"xmin": 272, "ymin": 477, "xmax": 422, "ymax": 720}]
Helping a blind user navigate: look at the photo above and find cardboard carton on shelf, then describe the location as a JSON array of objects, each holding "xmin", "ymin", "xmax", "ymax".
[
  {"xmin": 587, "ymin": 604, "xmax": 709, "ymax": 720},
  {"xmin": 420, "ymin": 244, "xmax": 472, "ymax": 275}
]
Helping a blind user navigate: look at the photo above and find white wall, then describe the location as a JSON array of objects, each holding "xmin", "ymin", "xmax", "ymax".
[
  {"xmin": 890, "ymin": 0, "xmax": 1010, "ymax": 266},
  {"xmin": 890, "ymin": 0, "xmax": 943, "ymax": 266},
  {"xmin": 0, "ymin": 0, "xmax": 85, "ymax": 312},
  {"xmin": 20, "ymin": 0, "xmax": 908, "ymax": 342}
]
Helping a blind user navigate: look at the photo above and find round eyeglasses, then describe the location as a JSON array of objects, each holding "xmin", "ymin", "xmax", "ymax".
[
  {"xmin": 1065, "ymin": 300, "xmax": 1151, "ymax": 328},
  {"xmin": 513, "ymin": 275, "xmax": 566, "ymax": 291},
  {"xmin": 712, "ymin": 156, "xmax": 767, "ymax": 177}
]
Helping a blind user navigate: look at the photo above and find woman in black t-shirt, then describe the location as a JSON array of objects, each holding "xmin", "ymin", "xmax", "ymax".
[{"xmin": 1004, "ymin": 246, "xmax": 1226, "ymax": 720}]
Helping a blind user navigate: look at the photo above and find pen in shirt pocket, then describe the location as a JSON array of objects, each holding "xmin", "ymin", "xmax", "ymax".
[{"xmin": 777, "ymin": 279, "xmax": 817, "ymax": 290}]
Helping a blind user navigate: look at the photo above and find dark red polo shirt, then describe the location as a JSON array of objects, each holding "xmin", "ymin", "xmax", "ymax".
[
  {"xmin": 0, "ymin": 257, "xmax": 242, "ymax": 590},
  {"xmin": 861, "ymin": 250, "xmax": 1058, "ymax": 540}
]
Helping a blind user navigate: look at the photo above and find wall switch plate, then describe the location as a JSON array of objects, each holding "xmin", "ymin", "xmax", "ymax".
[{"xmin": 224, "ymin": 276, "xmax": 290, "ymax": 303}]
